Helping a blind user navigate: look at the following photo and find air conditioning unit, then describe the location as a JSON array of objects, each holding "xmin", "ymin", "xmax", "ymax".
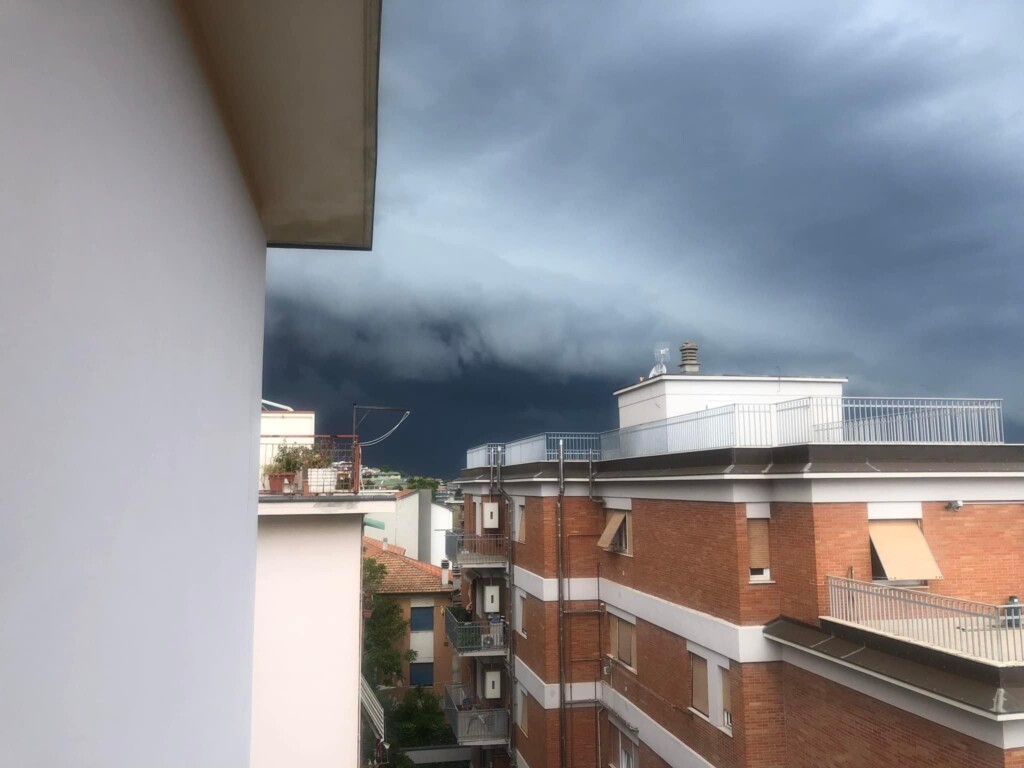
[
  {"xmin": 481, "ymin": 634, "xmax": 496, "ymax": 648},
  {"xmin": 483, "ymin": 502, "xmax": 499, "ymax": 529}
]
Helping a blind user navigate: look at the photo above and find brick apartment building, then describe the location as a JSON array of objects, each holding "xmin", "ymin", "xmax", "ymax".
[{"xmin": 443, "ymin": 343, "xmax": 1024, "ymax": 768}]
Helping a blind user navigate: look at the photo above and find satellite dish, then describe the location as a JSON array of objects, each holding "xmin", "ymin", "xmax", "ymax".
[{"xmin": 649, "ymin": 343, "xmax": 670, "ymax": 378}]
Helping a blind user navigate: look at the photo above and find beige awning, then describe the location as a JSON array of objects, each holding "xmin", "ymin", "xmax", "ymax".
[
  {"xmin": 869, "ymin": 520, "xmax": 943, "ymax": 581},
  {"xmin": 597, "ymin": 511, "xmax": 627, "ymax": 550}
]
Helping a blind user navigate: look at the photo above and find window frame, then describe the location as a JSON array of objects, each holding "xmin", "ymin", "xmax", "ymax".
[
  {"xmin": 408, "ymin": 661, "xmax": 434, "ymax": 687},
  {"xmin": 687, "ymin": 643, "xmax": 733, "ymax": 736},
  {"xmin": 608, "ymin": 613, "xmax": 638, "ymax": 672},
  {"xmin": 514, "ymin": 501, "xmax": 526, "ymax": 543},
  {"xmin": 409, "ymin": 606, "xmax": 434, "ymax": 632},
  {"xmin": 517, "ymin": 591, "xmax": 528, "ymax": 638},
  {"xmin": 515, "ymin": 683, "xmax": 529, "ymax": 736},
  {"xmin": 599, "ymin": 510, "xmax": 633, "ymax": 556},
  {"xmin": 747, "ymin": 514, "xmax": 772, "ymax": 583}
]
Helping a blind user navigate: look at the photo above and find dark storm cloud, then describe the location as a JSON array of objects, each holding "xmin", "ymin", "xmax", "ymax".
[{"xmin": 265, "ymin": 1, "xmax": 1024, "ymax": 473}]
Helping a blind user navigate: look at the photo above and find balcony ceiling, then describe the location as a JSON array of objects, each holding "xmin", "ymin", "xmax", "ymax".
[{"xmin": 176, "ymin": 0, "xmax": 380, "ymax": 249}]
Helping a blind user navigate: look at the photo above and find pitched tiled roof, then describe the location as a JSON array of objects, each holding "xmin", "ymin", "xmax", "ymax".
[{"xmin": 362, "ymin": 537, "xmax": 447, "ymax": 594}]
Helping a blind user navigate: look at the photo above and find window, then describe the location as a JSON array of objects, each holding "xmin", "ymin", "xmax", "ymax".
[
  {"xmin": 720, "ymin": 667, "xmax": 732, "ymax": 729},
  {"xmin": 609, "ymin": 614, "xmax": 637, "ymax": 669},
  {"xmin": 598, "ymin": 510, "xmax": 632, "ymax": 555},
  {"xmin": 690, "ymin": 653, "xmax": 708, "ymax": 716},
  {"xmin": 409, "ymin": 662, "xmax": 433, "ymax": 687},
  {"xmin": 515, "ymin": 684, "xmax": 529, "ymax": 735},
  {"xmin": 517, "ymin": 592, "xmax": 528, "ymax": 638},
  {"xmin": 410, "ymin": 606, "xmax": 433, "ymax": 632},
  {"xmin": 515, "ymin": 502, "xmax": 526, "ymax": 543},
  {"xmin": 869, "ymin": 520, "xmax": 943, "ymax": 583},
  {"xmin": 612, "ymin": 726, "xmax": 636, "ymax": 768},
  {"xmin": 747, "ymin": 518, "xmax": 771, "ymax": 581}
]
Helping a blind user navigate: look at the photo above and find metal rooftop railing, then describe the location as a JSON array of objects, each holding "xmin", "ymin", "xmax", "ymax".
[
  {"xmin": 826, "ymin": 577, "xmax": 1024, "ymax": 665},
  {"xmin": 466, "ymin": 397, "xmax": 1004, "ymax": 468}
]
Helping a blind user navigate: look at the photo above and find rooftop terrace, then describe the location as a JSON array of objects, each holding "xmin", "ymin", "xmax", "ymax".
[{"xmin": 468, "ymin": 396, "xmax": 1005, "ymax": 468}]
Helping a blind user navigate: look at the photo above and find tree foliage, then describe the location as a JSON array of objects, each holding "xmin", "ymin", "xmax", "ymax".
[{"xmin": 404, "ymin": 476, "xmax": 440, "ymax": 491}]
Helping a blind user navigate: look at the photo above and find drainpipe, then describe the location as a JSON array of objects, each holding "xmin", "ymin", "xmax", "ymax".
[
  {"xmin": 556, "ymin": 439, "xmax": 569, "ymax": 768},
  {"xmin": 494, "ymin": 449, "xmax": 518, "ymax": 766}
]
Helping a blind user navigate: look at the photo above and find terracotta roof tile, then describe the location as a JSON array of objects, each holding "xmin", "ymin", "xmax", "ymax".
[{"xmin": 362, "ymin": 537, "xmax": 447, "ymax": 594}]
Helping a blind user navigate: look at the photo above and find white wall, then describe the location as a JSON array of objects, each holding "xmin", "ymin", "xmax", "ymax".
[
  {"xmin": 0, "ymin": 3, "xmax": 264, "ymax": 765},
  {"xmin": 251, "ymin": 509, "xmax": 364, "ymax": 768},
  {"xmin": 617, "ymin": 376, "xmax": 846, "ymax": 428},
  {"xmin": 430, "ymin": 504, "xmax": 455, "ymax": 567}
]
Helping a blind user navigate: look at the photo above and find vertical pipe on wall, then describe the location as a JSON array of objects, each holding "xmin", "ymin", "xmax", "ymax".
[{"xmin": 556, "ymin": 440, "xmax": 568, "ymax": 768}]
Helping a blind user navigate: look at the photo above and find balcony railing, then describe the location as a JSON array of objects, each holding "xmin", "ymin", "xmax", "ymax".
[
  {"xmin": 445, "ymin": 610, "xmax": 508, "ymax": 655},
  {"xmin": 445, "ymin": 532, "xmax": 508, "ymax": 568},
  {"xmin": 259, "ymin": 435, "xmax": 357, "ymax": 494},
  {"xmin": 777, "ymin": 397, "xmax": 1004, "ymax": 445},
  {"xmin": 467, "ymin": 398, "xmax": 1004, "ymax": 468},
  {"xmin": 826, "ymin": 577, "xmax": 1024, "ymax": 664},
  {"xmin": 466, "ymin": 443, "xmax": 505, "ymax": 469},
  {"xmin": 443, "ymin": 683, "xmax": 509, "ymax": 745},
  {"xmin": 601, "ymin": 403, "xmax": 775, "ymax": 460}
]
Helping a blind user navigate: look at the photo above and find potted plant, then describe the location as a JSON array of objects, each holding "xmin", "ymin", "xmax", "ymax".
[{"xmin": 265, "ymin": 444, "xmax": 308, "ymax": 493}]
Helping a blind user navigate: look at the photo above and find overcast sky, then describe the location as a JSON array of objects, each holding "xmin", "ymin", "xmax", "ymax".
[{"xmin": 265, "ymin": 1, "xmax": 1024, "ymax": 477}]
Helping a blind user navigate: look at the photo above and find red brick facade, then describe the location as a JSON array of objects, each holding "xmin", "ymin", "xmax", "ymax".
[{"xmin": 459, "ymin": 489, "xmax": 1024, "ymax": 768}]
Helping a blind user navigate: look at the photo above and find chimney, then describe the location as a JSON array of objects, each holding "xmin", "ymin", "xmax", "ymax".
[
  {"xmin": 441, "ymin": 559, "xmax": 451, "ymax": 587},
  {"xmin": 679, "ymin": 341, "xmax": 700, "ymax": 374}
]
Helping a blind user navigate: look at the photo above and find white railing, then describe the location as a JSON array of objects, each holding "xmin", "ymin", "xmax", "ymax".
[
  {"xmin": 360, "ymin": 674, "xmax": 386, "ymax": 740},
  {"xmin": 777, "ymin": 397, "xmax": 1003, "ymax": 445},
  {"xmin": 601, "ymin": 403, "xmax": 775, "ymax": 460},
  {"xmin": 443, "ymin": 683, "xmax": 510, "ymax": 744},
  {"xmin": 826, "ymin": 577, "xmax": 1024, "ymax": 664},
  {"xmin": 504, "ymin": 432, "xmax": 602, "ymax": 464},
  {"xmin": 466, "ymin": 443, "xmax": 505, "ymax": 469},
  {"xmin": 469, "ymin": 398, "xmax": 1004, "ymax": 467}
]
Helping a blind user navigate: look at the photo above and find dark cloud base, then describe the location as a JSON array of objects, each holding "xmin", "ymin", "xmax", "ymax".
[{"xmin": 263, "ymin": 297, "xmax": 623, "ymax": 477}]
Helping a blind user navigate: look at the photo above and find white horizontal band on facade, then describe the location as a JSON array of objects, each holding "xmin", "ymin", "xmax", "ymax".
[
  {"xmin": 513, "ymin": 656, "xmax": 598, "ymax": 710},
  {"xmin": 513, "ymin": 566, "xmax": 599, "ymax": 602},
  {"xmin": 599, "ymin": 578, "xmax": 781, "ymax": 664},
  {"xmin": 867, "ymin": 501, "xmax": 922, "ymax": 520},
  {"xmin": 601, "ymin": 682, "xmax": 714, "ymax": 768},
  {"xmin": 468, "ymin": 476, "xmax": 1024, "ymax": 504},
  {"xmin": 512, "ymin": 564, "xmax": 779, "ymax": 664},
  {"xmin": 776, "ymin": 641, "xmax": 1024, "ymax": 749}
]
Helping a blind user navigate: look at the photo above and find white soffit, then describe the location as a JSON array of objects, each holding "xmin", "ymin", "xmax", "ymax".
[{"xmin": 177, "ymin": 0, "xmax": 381, "ymax": 249}]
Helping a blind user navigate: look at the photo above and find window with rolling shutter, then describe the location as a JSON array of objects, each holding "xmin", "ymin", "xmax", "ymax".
[
  {"xmin": 721, "ymin": 666, "xmax": 732, "ymax": 728},
  {"xmin": 748, "ymin": 518, "xmax": 771, "ymax": 580},
  {"xmin": 690, "ymin": 653, "xmax": 708, "ymax": 715}
]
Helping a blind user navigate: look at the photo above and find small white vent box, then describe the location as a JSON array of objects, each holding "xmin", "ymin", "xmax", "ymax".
[
  {"xmin": 483, "ymin": 502, "xmax": 499, "ymax": 529},
  {"xmin": 485, "ymin": 669, "xmax": 502, "ymax": 699},
  {"xmin": 484, "ymin": 585, "xmax": 500, "ymax": 612}
]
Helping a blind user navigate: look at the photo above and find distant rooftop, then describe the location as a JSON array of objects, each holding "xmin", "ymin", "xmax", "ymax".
[{"xmin": 363, "ymin": 537, "xmax": 447, "ymax": 594}]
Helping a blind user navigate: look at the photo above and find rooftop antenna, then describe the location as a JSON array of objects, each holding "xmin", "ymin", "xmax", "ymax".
[
  {"xmin": 351, "ymin": 404, "xmax": 412, "ymax": 496},
  {"xmin": 649, "ymin": 342, "xmax": 670, "ymax": 378}
]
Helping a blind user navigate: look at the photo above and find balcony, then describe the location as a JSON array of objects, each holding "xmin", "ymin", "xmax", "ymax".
[
  {"xmin": 445, "ymin": 532, "xmax": 508, "ymax": 569},
  {"xmin": 445, "ymin": 610, "xmax": 508, "ymax": 656},
  {"xmin": 259, "ymin": 435, "xmax": 357, "ymax": 495},
  {"xmin": 443, "ymin": 683, "xmax": 509, "ymax": 746},
  {"xmin": 825, "ymin": 577, "xmax": 1024, "ymax": 665},
  {"xmin": 467, "ymin": 398, "xmax": 1003, "ymax": 468}
]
